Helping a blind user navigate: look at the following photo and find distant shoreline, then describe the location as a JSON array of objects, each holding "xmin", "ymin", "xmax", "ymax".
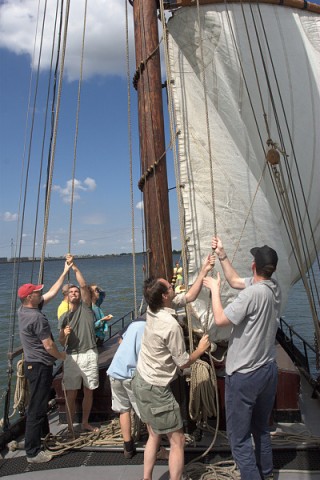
[{"xmin": 0, "ymin": 251, "xmax": 181, "ymax": 264}]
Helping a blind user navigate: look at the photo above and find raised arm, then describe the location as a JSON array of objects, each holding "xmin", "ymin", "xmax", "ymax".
[
  {"xmin": 71, "ymin": 260, "xmax": 91, "ymax": 306},
  {"xmin": 42, "ymin": 255, "xmax": 73, "ymax": 305},
  {"xmin": 213, "ymin": 236, "xmax": 245, "ymax": 290},
  {"xmin": 185, "ymin": 253, "xmax": 215, "ymax": 303},
  {"xmin": 203, "ymin": 273, "xmax": 232, "ymax": 326}
]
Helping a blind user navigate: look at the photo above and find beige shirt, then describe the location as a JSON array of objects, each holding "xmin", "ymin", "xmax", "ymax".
[{"xmin": 137, "ymin": 293, "xmax": 189, "ymax": 387}]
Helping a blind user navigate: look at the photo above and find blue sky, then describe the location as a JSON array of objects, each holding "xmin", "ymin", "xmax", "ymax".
[
  {"xmin": 1, "ymin": 0, "xmax": 319, "ymax": 259},
  {"xmin": 0, "ymin": 0, "xmax": 179, "ymax": 258}
]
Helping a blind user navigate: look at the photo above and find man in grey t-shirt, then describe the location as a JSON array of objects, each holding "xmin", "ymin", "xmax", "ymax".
[
  {"xmin": 18, "ymin": 256, "xmax": 72, "ymax": 463},
  {"xmin": 59, "ymin": 259, "xmax": 99, "ymax": 435},
  {"xmin": 204, "ymin": 237, "xmax": 281, "ymax": 480}
]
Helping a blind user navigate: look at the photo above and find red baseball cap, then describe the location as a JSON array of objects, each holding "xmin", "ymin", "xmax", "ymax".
[{"xmin": 18, "ymin": 283, "xmax": 44, "ymax": 299}]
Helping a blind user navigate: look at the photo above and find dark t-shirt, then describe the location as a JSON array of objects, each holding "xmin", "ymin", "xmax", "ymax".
[
  {"xmin": 18, "ymin": 302, "xmax": 55, "ymax": 365},
  {"xmin": 60, "ymin": 302, "xmax": 96, "ymax": 354}
]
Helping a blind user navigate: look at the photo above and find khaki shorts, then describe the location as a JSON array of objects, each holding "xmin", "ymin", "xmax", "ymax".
[
  {"xmin": 63, "ymin": 349, "xmax": 99, "ymax": 390},
  {"xmin": 132, "ymin": 371, "xmax": 182, "ymax": 434},
  {"xmin": 109, "ymin": 377, "xmax": 140, "ymax": 416}
]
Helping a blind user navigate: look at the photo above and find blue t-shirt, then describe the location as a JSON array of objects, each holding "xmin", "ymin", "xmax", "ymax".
[
  {"xmin": 107, "ymin": 318, "xmax": 146, "ymax": 380},
  {"xmin": 92, "ymin": 303, "xmax": 108, "ymax": 339}
]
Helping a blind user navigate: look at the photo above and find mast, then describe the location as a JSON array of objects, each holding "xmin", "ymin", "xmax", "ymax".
[{"xmin": 133, "ymin": 0, "xmax": 173, "ymax": 280}]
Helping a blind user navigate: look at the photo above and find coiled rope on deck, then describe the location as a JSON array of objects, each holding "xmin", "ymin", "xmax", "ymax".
[
  {"xmin": 0, "ymin": 359, "xmax": 29, "ymax": 427},
  {"xmin": 184, "ymin": 460, "xmax": 240, "ymax": 480},
  {"xmin": 41, "ymin": 415, "xmax": 142, "ymax": 456}
]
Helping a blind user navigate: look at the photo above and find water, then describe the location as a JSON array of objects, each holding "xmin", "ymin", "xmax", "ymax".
[{"xmin": 0, "ymin": 255, "xmax": 318, "ymax": 420}]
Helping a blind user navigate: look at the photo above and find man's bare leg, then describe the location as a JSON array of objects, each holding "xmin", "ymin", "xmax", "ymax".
[
  {"xmin": 119, "ymin": 411, "xmax": 132, "ymax": 442},
  {"xmin": 167, "ymin": 428, "xmax": 185, "ymax": 480},
  {"xmin": 81, "ymin": 386, "xmax": 97, "ymax": 431},
  {"xmin": 143, "ymin": 424, "xmax": 161, "ymax": 480}
]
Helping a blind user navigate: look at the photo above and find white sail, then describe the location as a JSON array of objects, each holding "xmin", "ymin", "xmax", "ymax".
[{"xmin": 167, "ymin": 4, "xmax": 320, "ymax": 341}]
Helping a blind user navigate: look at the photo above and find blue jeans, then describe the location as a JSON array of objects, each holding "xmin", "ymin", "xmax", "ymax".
[
  {"xmin": 24, "ymin": 362, "xmax": 53, "ymax": 457},
  {"xmin": 225, "ymin": 361, "xmax": 278, "ymax": 480}
]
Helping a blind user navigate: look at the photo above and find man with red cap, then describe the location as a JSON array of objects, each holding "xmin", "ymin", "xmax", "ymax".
[
  {"xmin": 18, "ymin": 254, "xmax": 73, "ymax": 464},
  {"xmin": 204, "ymin": 237, "xmax": 281, "ymax": 480}
]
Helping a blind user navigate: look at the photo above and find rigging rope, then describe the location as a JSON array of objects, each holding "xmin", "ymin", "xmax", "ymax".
[
  {"xmin": 246, "ymin": 1, "xmax": 320, "ymax": 358},
  {"xmin": 33, "ymin": 0, "xmax": 62, "ymax": 282},
  {"xmin": 30, "ymin": 0, "xmax": 49, "ymax": 277},
  {"xmin": 67, "ymin": 0, "xmax": 88, "ymax": 254},
  {"xmin": 125, "ymin": 0, "xmax": 138, "ymax": 317},
  {"xmin": 222, "ymin": 0, "xmax": 320, "ymax": 359},
  {"xmin": 4, "ymin": 0, "xmax": 59, "ymax": 431},
  {"xmin": 38, "ymin": 0, "xmax": 71, "ymax": 282},
  {"xmin": 159, "ymin": 2, "xmax": 220, "ymax": 463}
]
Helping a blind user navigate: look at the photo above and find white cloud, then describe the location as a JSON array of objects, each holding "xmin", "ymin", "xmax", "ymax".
[
  {"xmin": 82, "ymin": 213, "xmax": 106, "ymax": 225},
  {"xmin": 1, "ymin": 211, "xmax": 18, "ymax": 222},
  {"xmin": 83, "ymin": 177, "xmax": 96, "ymax": 191},
  {"xmin": 78, "ymin": 239, "xmax": 86, "ymax": 245},
  {"xmin": 53, "ymin": 177, "xmax": 96, "ymax": 203},
  {"xmin": 136, "ymin": 201, "xmax": 143, "ymax": 210},
  {"xmin": 0, "ymin": 0, "xmax": 134, "ymax": 81},
  {"xmin": 47, "ymin": 238, "xmax": 60, "ymax": 245}
]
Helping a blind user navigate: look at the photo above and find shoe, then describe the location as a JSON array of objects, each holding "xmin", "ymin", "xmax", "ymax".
[
  {"xmin": 123, "ymin": 441, "xmax": 136, "ymax": 459},
  {"xmin": 123, "ymin": 447, "xmax": 135, "ymax": 459},
  {"xmin": 27, "ymin": 450, "xmax": 53, "ymax": 463}
]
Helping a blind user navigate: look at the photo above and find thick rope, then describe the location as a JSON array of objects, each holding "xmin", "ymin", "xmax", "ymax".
[
  {"xmin": 159, "ymin": 2, "xmax": 190, "ymax": 300},
  {"xmin": 38, "ymin": 0, "xmax": 71, "ymax": 280},
  {"xmin": 189, "ymin": 359, "xmax": 217, "ymax": 423},
  {"xmin": 0, "ymin": 359, "xmax": 29, "ymax": 427},
  {"xmin": 159, "ymin": 3, "xmax": 220, "ymax": 461},
  {"xmin": 42, "ymin": 415, "xmax": 141, "ymax": 456},
  {"xmin": 125, "ymin": 0, "xmax": 138, "ymax": 317},
  {"xmin": 68, "ymin": 0, "xmax": 88, "ymax": 253},
  {"xmin": 184, "ymin": 460, "xmax": 240, "ymax": 480}
]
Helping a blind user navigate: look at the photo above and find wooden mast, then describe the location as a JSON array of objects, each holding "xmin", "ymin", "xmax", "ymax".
[{"xmin": 133, "ymin": 0, "xmax": 173, "ymax": 280}]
